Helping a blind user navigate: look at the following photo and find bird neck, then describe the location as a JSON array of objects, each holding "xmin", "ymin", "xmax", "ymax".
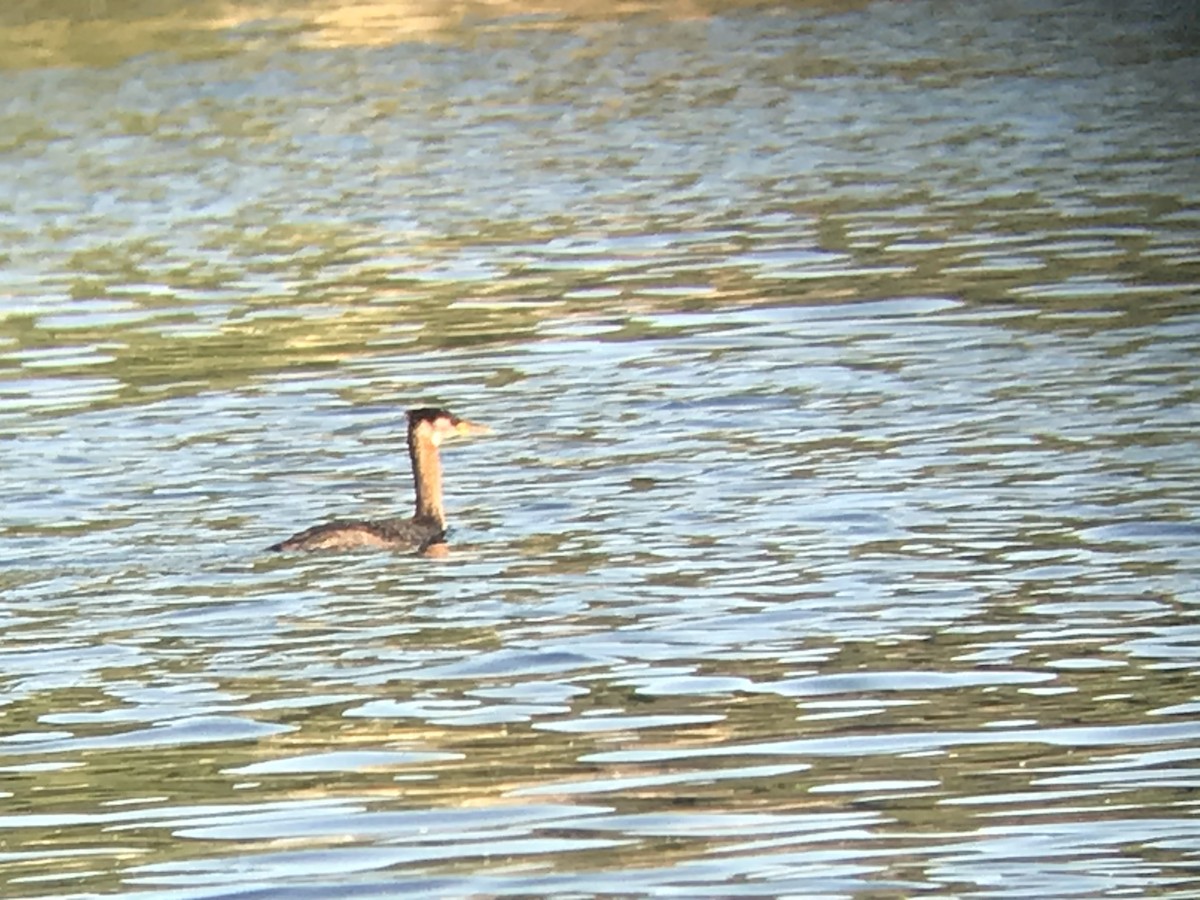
[{"xmin": 409, "ymin": 427, "xmax": 444, "ymax": 525}]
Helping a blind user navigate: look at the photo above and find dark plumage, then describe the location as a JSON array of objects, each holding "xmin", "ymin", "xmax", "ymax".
[
  {"xmin": 268, "ymin": 517, "xmax": 446, "ymax": 554},
  {"xmin": 269, "ymin": 407, "xmax": 488, "ymax": 554}
]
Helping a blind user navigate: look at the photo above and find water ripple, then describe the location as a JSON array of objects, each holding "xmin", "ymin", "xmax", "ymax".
[{"xmin": 1, "ymin": 0, "xmax": 1198, "ymax": 895}]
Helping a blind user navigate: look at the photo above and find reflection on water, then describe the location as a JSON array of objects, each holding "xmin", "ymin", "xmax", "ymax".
[{"xmin": 2, "ymin": 0, "xmax": 1199, "ymax": 896}]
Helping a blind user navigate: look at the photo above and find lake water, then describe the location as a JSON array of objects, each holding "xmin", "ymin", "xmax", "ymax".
[{"xmin": 2, "ymin": 0, "xmax": 1199, "ymax": 896}]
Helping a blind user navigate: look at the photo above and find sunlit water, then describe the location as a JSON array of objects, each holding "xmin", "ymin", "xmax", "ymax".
[{"xmin": 2, "ymin": 0, "xmax": 1199, "ymax": 896}]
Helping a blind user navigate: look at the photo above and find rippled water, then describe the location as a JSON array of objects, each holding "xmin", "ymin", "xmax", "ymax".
[{"xmin": 2, "ymin": 0, "xmax": 1199, "ymax": 896}]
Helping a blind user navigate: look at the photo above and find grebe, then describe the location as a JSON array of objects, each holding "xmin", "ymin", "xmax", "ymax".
[{"xmin": 269, "ymin": 407, "xmax": 489, "ymax": 553}]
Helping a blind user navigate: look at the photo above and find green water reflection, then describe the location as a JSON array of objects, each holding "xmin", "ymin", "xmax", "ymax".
[{"xmin": 1, "ymin": 0, "xmax": 1198, "ymax": 895}]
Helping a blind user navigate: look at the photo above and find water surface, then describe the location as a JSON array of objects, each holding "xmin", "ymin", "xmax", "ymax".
[{"xmin": 2, "ymin": 0, "xmax": 1199, "ymax": 896}]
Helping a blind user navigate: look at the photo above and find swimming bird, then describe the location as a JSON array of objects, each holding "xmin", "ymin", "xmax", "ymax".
[{"xmin": 269, "ymin": 407, "xmax": 489, "ymax": 553}]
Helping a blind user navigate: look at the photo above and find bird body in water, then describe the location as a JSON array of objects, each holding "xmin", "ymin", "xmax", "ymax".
[{"xmin": 269, "ymin": 407, "xmax": 489, "ymax": 554}]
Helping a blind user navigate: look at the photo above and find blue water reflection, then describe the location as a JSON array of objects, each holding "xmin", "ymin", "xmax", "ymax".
[{"xmin": 2, "ymin": 0, "xmax": 1199, "ymax": 896}]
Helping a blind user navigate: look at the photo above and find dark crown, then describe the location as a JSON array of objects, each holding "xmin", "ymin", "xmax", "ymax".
[{"xmin": 407, "ymin": 407, "xmax": 456, "ymax": 425}]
